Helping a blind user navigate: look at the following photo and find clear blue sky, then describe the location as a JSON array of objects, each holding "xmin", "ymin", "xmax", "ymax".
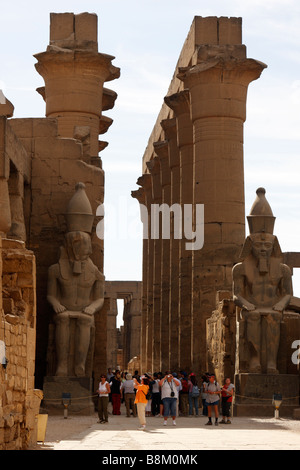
[{"xmin": 1, "ymin": 0, "xmax": 300, "ymax": 298}]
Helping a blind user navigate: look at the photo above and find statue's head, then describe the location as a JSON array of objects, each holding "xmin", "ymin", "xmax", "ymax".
[
  {"xmin": 239, "ymin": 188, "xmax": 283, "ymax": 263},
  {"xmin": 65, "ymin": 231, "xmax": 92, "ymax": 261},
  {"xmin": 250, "ymin": 232, "xmax": 275, "ymax": 261}
]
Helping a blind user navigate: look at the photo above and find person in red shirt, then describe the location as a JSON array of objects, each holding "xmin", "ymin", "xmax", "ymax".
[{"xmin": 220, "ymin": 377, "xmax": 234, "ymax": 424}]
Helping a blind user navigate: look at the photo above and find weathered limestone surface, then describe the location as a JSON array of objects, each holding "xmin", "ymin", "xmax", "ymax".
[
  {"xmin": 0, "ymin": 238, "xmax": 41, "ymax": 449},
  {"xmin": 206, "ymin": 291, "xmax": 236, "ymax": 386}
]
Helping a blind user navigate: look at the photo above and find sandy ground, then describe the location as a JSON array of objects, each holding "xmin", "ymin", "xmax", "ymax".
[{"xmin": 30, "ymin": 403, "xmax": 300, "ymax": 451}]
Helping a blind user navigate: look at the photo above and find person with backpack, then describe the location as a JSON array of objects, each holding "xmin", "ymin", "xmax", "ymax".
[
  {"xmin": 150, "ymin": 373, "xmax": 161, "ymax": 416},
  {"xmin": 200, "ymin": 374, "xmax": 209, "ymax": 416},
  {"xmin": 188, "ymin": 373, "xmax": 200, "ymax": 416},
  {"xmin": 205, "ymin": 373, "xmax": 221, "ymax": 426},
  {"xmin": 109, "ymin": 370, "xmax": 122, "ymax": 415},
  {"xmin": 179, "ymin": 371, "xmax": 189, "ymax": 416}
]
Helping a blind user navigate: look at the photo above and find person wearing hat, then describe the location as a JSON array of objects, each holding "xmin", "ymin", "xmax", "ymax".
[{"xmin": 121, "ymin": 373, "xmax": 136, "ymax": 417}]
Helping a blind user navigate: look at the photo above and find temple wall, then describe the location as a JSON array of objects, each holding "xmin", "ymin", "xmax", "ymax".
[{"xmin": 0, "ymin": 238, "xmax": 41, "ymax": 450}]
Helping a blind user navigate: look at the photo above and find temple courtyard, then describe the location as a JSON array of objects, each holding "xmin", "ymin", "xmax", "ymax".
[{"xmin": 32, "ymin": 405, "xmax": 300, "ymax": 451}]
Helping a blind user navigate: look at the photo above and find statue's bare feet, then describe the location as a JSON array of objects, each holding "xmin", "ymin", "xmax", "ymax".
[
  {"xmin": 75, "ymin": 365, "xmax": 85, "ymax": 377},
  {"xmin": 249, "ymin": 364, "xmax": 261, "ymax": 373}
]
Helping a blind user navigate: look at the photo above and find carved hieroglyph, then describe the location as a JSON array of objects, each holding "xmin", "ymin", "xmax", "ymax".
[
  {"xmin": 47, "ymin": 183, "xmax": 104, "ymax": 377},
  {"xmin": 233, "ymin": 188, "xmax": 292, "ymax": 374}
]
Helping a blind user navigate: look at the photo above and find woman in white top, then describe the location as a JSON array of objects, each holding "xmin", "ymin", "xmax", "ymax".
[
  {"xmin": 97, "ymin": 374, "xmax": 111, "ymax": 423},
  {"xmin": 159, "ymin": 373, "xmax": 180, "ymax": 426}
]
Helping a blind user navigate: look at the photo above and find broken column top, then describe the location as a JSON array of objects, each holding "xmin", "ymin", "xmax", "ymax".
[
  {"xmin": 0, "ymin": 91, "xmax": 14, "ymax": 117},
  {"xmin": 194, "ymin": 16, "xmax": 242, "ymax": 46},
  {"xmin": 49, "ymin": 12, "xmax": 98, "ymax": 51}
]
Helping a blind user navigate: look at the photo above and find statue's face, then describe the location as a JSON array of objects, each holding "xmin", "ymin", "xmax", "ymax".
[
  {"xmin": 65, "ymin": 231, "xmax": 92, "ymax": 261},
  {"xmin": 250, "ymin": 233, "xmax": 274, "ymax": 260}
]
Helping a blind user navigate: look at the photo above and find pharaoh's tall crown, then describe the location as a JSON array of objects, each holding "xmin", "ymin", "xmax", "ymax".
[
  {"xmin": 65, "ymin": 182, "xmax": 94, "ymax": 233},
  {"xmin": 247, "ymin": 187, "xmax": 276, "ymax": 235}
]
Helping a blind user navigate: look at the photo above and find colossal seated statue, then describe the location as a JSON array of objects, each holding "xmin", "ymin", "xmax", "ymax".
[
  {"xmin": 233, "ymin": 188, "xmax": 292, "ymax": 374},
  {"xmin": 47, "ymin": 183, "xmax": 104, "ymax": 377}
]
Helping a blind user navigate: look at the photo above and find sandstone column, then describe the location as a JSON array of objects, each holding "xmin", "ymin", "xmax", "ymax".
[
  {"xmin": 34, "ymin": 13, "xmax": 120, "ymax": 157},
  {"xmin": 153, "ymin": 140, "xmax": 171, "ymax": 372},
  {"xmin": 134, "ymin": 174, "xmax": 153, "ymax": 372},
  {"xmin": 164, "ymin": 90, "xmax": 193, "ymax": 371},
  {"xmin": 0, "ymin": 99, "xmax": 14, "ymax": 236},
  {"xmin": 177, "ymin": 17, "xmax": 266, "ymax": 372},
  {"xmin": 161, "ymin": 118, "xmax": 180, "ymax": 371},
  {"xmin": 146, "ymin": 157, "xmax": 162, "ymax": 372},
  {"xmin": 131, "ymin": 187, "xmax": 147, "ymax": 372}
]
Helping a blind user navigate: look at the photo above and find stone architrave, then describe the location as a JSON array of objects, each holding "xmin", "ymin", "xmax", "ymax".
[
  {"xmin": 233, "ymin": 188, "xmax": 293, "ymax": 374},
  {"xmin": 47, "ymin": 182, "xmax": 105, "ymax": 377}
]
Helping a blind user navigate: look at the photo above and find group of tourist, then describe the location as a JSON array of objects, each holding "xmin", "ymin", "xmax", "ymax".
[{"xmin": 97, "ymin": 369, "xmax": 234, "ymax": 429}]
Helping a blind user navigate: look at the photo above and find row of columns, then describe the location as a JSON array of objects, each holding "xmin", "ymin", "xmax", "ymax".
[{"xmin": 132, "ymin": 25, "xmax": 266, "ymax": 375}]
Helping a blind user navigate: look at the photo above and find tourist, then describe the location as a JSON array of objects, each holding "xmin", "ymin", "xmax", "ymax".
[
  {"xmin": 179, "ymin": 371, "xmax": 189, "ymax": 416},
  {"xmin": 188, "ymin": 373, "xmax": 200, "ymax": 416},
  {"xmin": 134, "ymin": 376, "xmax": 150, "ymax": 430},
  {"xmin": 133, "ymin": 370, "xmax": 141, "ymax": 383},
  {"xmin": 109, "ymin": 370, "xmax": 122, "ymax": 415},
  {"xmin": 205, "ymin": 373, "xmax": 221, "ymax": 426},
  {"xmin": 173, "ymin": 372, "xmax": 182, "ymax": 416},
  {"xmin": 157, "ymin": 372, "xmax": 164, "ymax": 418},
  {"xmin": 220, "ymin": 377, "xmax": 234, "ymax": 424},
  {"xmin": 97, "ymin": 374, "xmax": 111, "ymax": 423},
  {"xmin": 150, "ymin": 373, "xmax": 161, "ymax": 416},
  {"xmin": 144, "ymin": 373, "xmax": 153, "ymax": 416},
  {"xmin": 106, "ymin": 368, "xmax": 114, "ymax": 382},
  {"xmin": 159, "ymin": 373, "xmax": 180, "ymax": 426},
  {"xmin": 200, "ymin": 374, "xmax": 209, "ymax": 416},
  {"xmin": 121, "ymin": 373, "xmax": 136, "ymax": 417}
]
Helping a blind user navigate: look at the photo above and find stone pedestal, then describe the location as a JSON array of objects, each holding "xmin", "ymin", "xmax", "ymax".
[
  {"xmin": 234, "ymin": 373, "xmax": 299, "ymax": 417},
  {"xmin": 43, "ymin": 376, "xmax": 95, "ymax": 415}
]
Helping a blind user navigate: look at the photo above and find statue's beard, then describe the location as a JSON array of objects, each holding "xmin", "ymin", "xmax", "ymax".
[{"xmin": 258, "ymin": 254, "xmax": 269, "ymax": 273}]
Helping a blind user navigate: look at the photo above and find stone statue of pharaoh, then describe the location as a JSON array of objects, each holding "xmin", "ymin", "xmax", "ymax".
[
  {"xmin": 47, "ymin": 183, "xmax": 104, "ymax": 377},
  {"xmin": 233, "ymin": 188, "xmax": 292, "ymax": 374}
]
